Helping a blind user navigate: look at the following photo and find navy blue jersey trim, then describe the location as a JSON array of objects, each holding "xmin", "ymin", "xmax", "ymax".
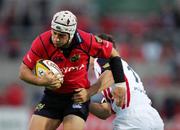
[
  {"xmin": 97, "ymin": 58, "xmax": 110, "ymax": 73},
  {"xmin": 76, "ymin": 31, "xmax": 83, "ymax": 43},
  {"xmin": 67, "ymin": 31, "xmax": 89, "ymax": 56}
]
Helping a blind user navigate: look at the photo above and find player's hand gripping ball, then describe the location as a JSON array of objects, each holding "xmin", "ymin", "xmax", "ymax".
[{"xmin": 35, "ymin": 59, "xmax": 64, "ymax": 83}]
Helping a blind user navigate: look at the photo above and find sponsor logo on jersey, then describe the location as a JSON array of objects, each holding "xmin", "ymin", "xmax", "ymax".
[
  {"xmin": 72, "ymin": 103, "xmax": 82, "ymax": 109},
  {"xmin": 35, "ymin": 103, "xmax": 45, "ymax": 111},
  {"xmin": 60, "ymin": 64, "xmax": 85, "ymax": 73},
  {"xmin": 70, "ymin": 54, "xmax": 80, "ymax": 62}
]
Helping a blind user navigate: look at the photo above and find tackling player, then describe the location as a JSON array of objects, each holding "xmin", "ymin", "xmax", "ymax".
[
  {"xmin": 74, "ymin": 34, "xmax": 164, "ymax": 130},
  {"xmin": 19, "ymin": 11, "xmax": 126, "ymax": 130}
]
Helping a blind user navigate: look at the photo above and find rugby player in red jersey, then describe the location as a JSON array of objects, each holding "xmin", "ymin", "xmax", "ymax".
[{"xmin": 19, "ymin": 10, "xmax": 126, "ymax": 130}]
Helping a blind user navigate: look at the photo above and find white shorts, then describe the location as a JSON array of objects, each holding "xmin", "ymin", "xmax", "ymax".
[{"xmin": 113, "ymin": 105, "xmax": 164, "ymax": 130}]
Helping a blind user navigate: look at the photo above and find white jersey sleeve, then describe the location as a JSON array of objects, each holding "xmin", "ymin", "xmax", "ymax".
[
  {"xmin": 94, "ymin": 58, "xmax": 102, "ymax": 78},
  {"xmin": 93, "ymin": 58, "xmax": 152, "ymax": 112}
]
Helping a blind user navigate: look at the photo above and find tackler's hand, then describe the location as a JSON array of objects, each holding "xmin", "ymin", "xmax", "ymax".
[
  {"xmin": 73, "ymin": 88, "xmax": 90, "ymax": 103},
  {"xmin": 112, "ymin": 82, "xmax": 126, "ymax": 108}
]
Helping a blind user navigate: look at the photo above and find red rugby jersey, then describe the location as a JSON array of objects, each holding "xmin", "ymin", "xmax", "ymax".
[{"xmin": 23, "ymin": 29, "xmax": 113, "ymax": 93}]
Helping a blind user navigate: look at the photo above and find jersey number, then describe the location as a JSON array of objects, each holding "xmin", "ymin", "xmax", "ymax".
[{"xmin": 127, "ymin": 66, "xmax": 139, "ymax": 83}]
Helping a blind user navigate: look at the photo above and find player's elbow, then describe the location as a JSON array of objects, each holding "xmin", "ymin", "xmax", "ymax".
[
  {"xmin": 90, "ymin": 104, "xmax": 112, "ymax": 120},
  {"xmin": 19, "ymin": 69, "xmax": 23, "ymax": 80},
  {"xmin": 98, "ymin": 110, "xmax": 111, "ymax": 120},
  {"xmin": 19, "ymin": 64, "xmax": 24, "ymax": 79},
  {"xmin": 19, "ymin": 71, "xmax": 25, "ymax": 81},
  {"xmin": 90, "ymin": 102, "xmax": 112, "ymax": 119},
  {"xmin": 19, "ymin": 63, "xmax": 29, "ymax": 81}
]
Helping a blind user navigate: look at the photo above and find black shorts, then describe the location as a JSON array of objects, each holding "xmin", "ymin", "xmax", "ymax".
[{"xmin": 34, "ymin": 89, "xmax": 90, "ymax": 121}]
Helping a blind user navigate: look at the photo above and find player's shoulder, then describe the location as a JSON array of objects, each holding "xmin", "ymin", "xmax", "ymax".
[
  {"xmin": 77, "ymin": 29, "xmax": 92, "ymax": 42},
  {"xmin": 77, "ymin": 29, "xmax": 90, "ymax": 36},
  {"xmin": 31, "ymin": 30, "xmax": 52, "ymax": 50},
  {"xmin": 39, "ymin": 30, "xmax": 51, "ymax": 40},
  {"xmin": 33, "ymin": 30, "xmax": 52, "ymax": 46}
]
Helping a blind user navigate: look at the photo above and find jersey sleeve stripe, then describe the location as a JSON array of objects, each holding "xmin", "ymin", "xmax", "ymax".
[
  {"xmin": 107, "ymin": 88, "xmax": 113, "ymax": 99},
  {"xmin": 125, "ymin": 75, "xmax": 130, "ymax": 108},
  {"xmin": 39, "ymin": 35, "xmax": 50, "ymax": 59},
  {"xmin": 103, "ymin": 88, "xmax": 114, "ymax": 103},
  {"xmin": 122, "ymin": 104, "xmax": 125, "ymax": 109},
  {"xmin": 102, "ymin": 89, "xmax": 111, "ymax": 103},
  {"xmin": 105, "ymin": 88, "xmax": 111, "ymax": 100}
]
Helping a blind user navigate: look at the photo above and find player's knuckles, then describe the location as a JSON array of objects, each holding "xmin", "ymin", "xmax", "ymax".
[
  {"xmin": 54, "ymin": 80, "xmax": 61, "ymax": 84},
  {"xmin": 50, "ymin": 81, "xmax": 60, "ymax": 86},
  {"xmin": 60, "ymin": 80, "xmax": 63, "ymax": 84}
]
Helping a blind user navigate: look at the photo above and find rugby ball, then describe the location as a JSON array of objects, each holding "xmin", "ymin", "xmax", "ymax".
[{"xmin": 35, "ymin": 59, "xmax": 62, "ymax": 78}]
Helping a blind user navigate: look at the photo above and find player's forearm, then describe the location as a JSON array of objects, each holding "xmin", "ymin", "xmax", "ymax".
[
  {"xmin": 89, "ymin": 70, "xmax": 114, "ymax": 97},
  {"xmin": 88, "ymin": 81, "xmax": 101, "ymax": 97},
  {"xmin": 19, "ymin": 63, "xmax": 45, "ymax": 86},
  {"xmin": 97, "ymin": 70, "xmax": 114, "ymax": 92},
  {"xmin": 88, "ymin": 82, "xmax": 105, "ymax": 97},
  {"xmin": 109, "ymin": 49, "xmax": 125, "ymax": 84},
  {"xmin": 110, "ymin": 48, "xmax": 126, "ymax": 84}
]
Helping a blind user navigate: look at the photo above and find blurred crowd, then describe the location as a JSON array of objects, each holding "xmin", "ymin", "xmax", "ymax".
[{"xmin": 0, "ymin": 0, "xmax": 180, "ymax": 129}]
